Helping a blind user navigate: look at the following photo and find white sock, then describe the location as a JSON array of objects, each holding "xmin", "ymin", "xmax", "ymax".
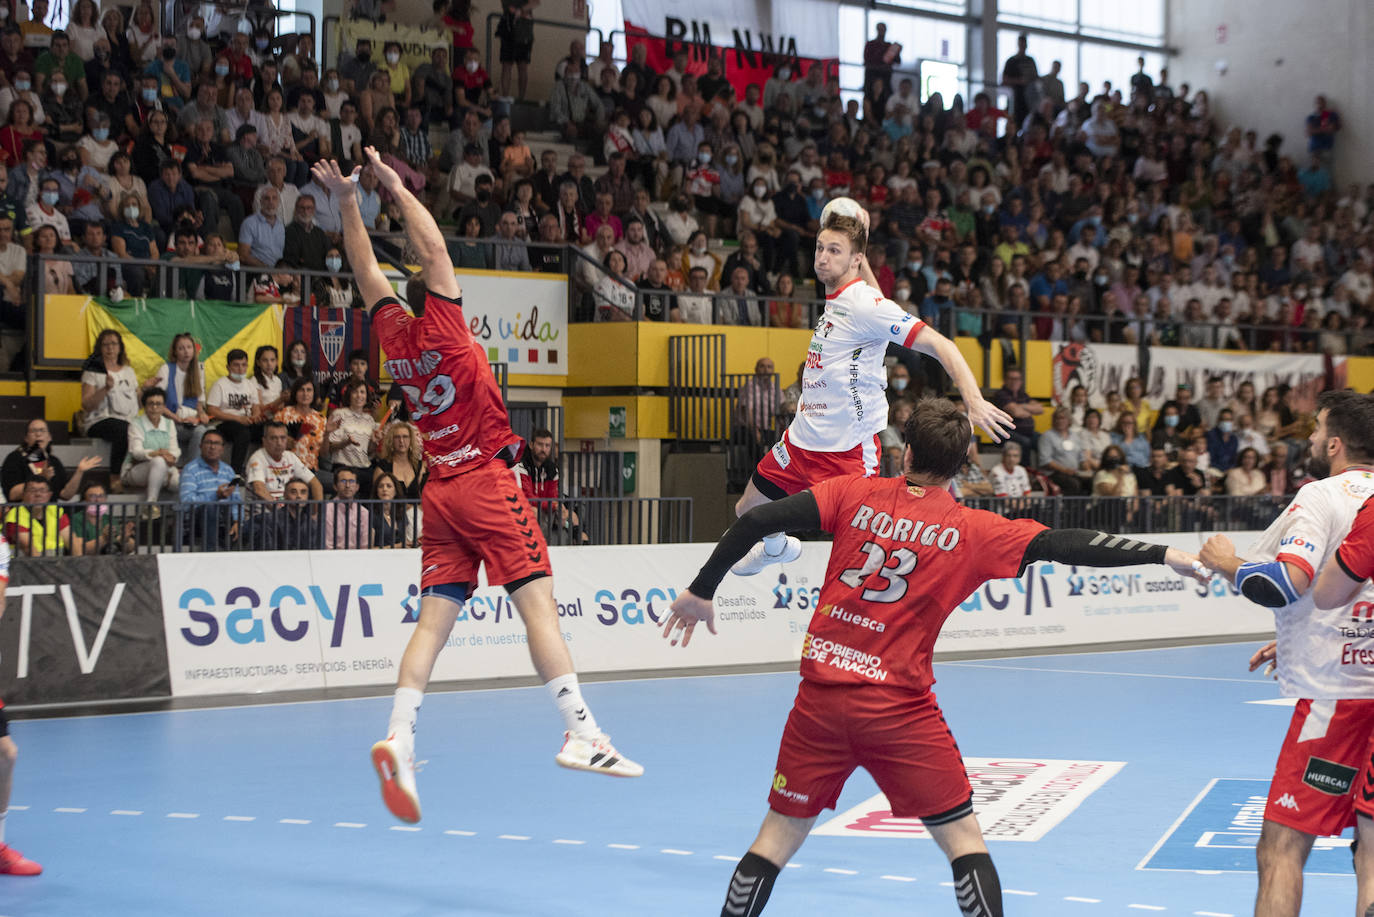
[
  {"xmin": 387, "ymin": 687, "xmax": 423, "ymax": 746},
  {"xmin": 762, "ymin": 532, "xmax": 788, "ymax": 555},
  {"xmin": 0, "ymin": 808, "xmax": 7, "ymax": 844},
  {"xmin": 546, "ymin": 674, "xmax": 599, "ymax": 738}
]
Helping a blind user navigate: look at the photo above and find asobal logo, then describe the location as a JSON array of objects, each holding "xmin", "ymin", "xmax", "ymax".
[
  {"xmin": 5, "ymin": 583, "xmax": 126, "ymax": 677},
  {"xmin": 773, "ymin": 573, "xmax": 820, "ymax": 611}
]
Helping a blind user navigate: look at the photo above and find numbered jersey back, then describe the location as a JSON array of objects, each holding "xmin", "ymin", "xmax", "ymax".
[
  {"xmin": 374, "ymin": 292, "xmax": 522, "ymax": 478},
  {"xmin": 806, "ymin": 475, "xmax": 1044, "ymax": 691}
]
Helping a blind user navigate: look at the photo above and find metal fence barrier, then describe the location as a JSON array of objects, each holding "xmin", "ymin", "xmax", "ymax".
[
  {"xmin": 3, "ymin": 494, "xmax": 693, "ymax": 556},
  {"xmin": 958, "ymin": 493, "xmax": 1290, "ymax": 535}
]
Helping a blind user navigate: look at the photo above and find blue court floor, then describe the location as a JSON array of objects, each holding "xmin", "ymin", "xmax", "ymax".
[{"xmin": 0, "ymin": 642, "xmax": 1355, "ymax": 916}]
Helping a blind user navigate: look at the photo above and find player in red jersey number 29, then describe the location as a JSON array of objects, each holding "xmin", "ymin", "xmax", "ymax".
[{"xmin": 310, "ymin": 152, "xmax": 642, "ymax": 826}]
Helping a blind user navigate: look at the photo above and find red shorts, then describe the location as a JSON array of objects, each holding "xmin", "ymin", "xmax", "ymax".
[
  {"xmin": 420, "ymin": 461, "xmax": 553, "ymax": 591},
  {"xmin": 769, "ymin": 680, "xmax": 973, "ymax": 822},
  {"xmin": 752, "ymin": 430, "xmax": 881, "ymax": 498},
  {"xmin": 1266, "ymin": 698, "xmax": 1374, "ymax": 835}
]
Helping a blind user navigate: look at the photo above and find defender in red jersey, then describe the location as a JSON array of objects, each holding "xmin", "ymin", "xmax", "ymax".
[
  {"xmin": 662, "ymin": 399, "xmax": 1206, "ymax": 917},
  {"xmin": 1315, "ymin": 495, "xmax": 1374, "ymax": 610},
  {"xmin": 0, "ymin": 534, "xmax": 43, "ymax": 876},
  {"xmin": 310, "ymin": 152, "xmax": 641, "ymax": 827}
]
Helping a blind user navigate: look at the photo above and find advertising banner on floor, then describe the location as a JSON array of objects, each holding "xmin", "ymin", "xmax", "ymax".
[
  {"xmin": 156, "ymin": 532, "xmax": 1273, "ymax": 698},
  {"xmin": 1, "ymin": 556, "xmax": 171, "ymax": 705}
]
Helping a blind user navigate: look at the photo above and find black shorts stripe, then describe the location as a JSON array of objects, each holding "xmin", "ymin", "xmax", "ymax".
[
  {"xmin": 750, "ymin": 469, "xmax": 789, "ymax": 501},
  {"xmin": 921, "ymin": 794, "xmax": 974, "ymax": 827}
]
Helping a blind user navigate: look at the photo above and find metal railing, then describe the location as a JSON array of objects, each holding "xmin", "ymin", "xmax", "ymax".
[
  {"xmin": 668, "ymin": 332, "xmax": 727, "ymax": 441},
  {"xmin": 958, "ymin": 493, "xmax": 1290, "ymax": 534},
  {"xmin": 3, "ymin": 493, "xmax": 693, "ymax": 556}
]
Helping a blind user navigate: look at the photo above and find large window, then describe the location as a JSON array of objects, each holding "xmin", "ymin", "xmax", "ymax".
[
  {"xmin": 837, "ymin": 8, "xmax": 968, "ymax": 108},
  {"xmin": 997, "ymin": 30, "xmax": 1165, "ymax": 104}
]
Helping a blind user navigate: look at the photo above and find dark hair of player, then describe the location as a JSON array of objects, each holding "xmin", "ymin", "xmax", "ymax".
[
  {"xmin": 405, "ymin": 275, "xmax": 427, "ymax": 316},
  {"xmin": 1317, "ymin": 390, "xmax": 1374, "ymax": 462},
  {"xmin": 902, "ymin": 398, "xmax": 972, "ymax": 481},
  {"xmin": 820, "ymin": 212, "xmax": 867, "ymax": 255}
]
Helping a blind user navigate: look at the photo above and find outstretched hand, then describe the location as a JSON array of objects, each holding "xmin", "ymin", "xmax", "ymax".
[
  {"xmin": 1164, "ymin": 547, "xmax": 1213, "ymax": 584},
  {"xmin": 662, "ymin": 590, "xmax": 716, "ymax": 648},
  {"xmin": 1249, "ymin": 640, "xmax": 1277, "ymax": 678},
  {"xmin": 309, "ymin": 158, "xmax": 359, "ymax": 198},
  {"xmin": 363, "ymin": 147, "xmax": 404, "ymax": 193},
  {"xmin": 965, "ymin": 397, "xmax": 1016, "ymax": 444}
]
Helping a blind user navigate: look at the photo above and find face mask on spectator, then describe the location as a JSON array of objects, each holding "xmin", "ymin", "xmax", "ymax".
[
  {"xmin": 256, "ymin": 38, "xmax": 270, "ymax": 51},
  {"xmin": 357, "ymin": 49, "xmax": 371, "ymax": 62},
  {"xmin": 93, "ymin": 127, "xmax": 109, "ymax": 141},
  {"xmin": 698, "ymin": 151, "xmax": 711, "ymax": 164},
  {"xmin": 142, "ymin": 87, "xmax": 157, "ymax": 102},
  {"xmin": 907, "ymin": 259, "xmax": 922, "ymax": 272},
  {"xmin": 1094, "ymin": 273, "xmax": 1108, "ymax": 286},
  {"xmin": 476, "ymin": 188, "xmax": 491, "ymax": 203},
  {"xmin": 894, "ymin": 286, "xmax": 910, "ymax": 301},
  {"xmin": 1219, "ymin": 420, "xmax": 1234, "ymax": 434},
  {"xmin": 1101, "ymin": 454, "xmax": 1122, "ymax": 470},
  {"xmin": 125, "ymin": 205, "xmax": 140, "ymax": 220},
  {"xmin": 51, "ymin": 80, "xmax": 67, "ymax": 96},
  {"xmin": 386, "ymin": 51, "xmax": 400, "ymax": 64},
  {"xmin": 326, "ymin": 78, "xmax": 339, "ymax": 91},
  {"xmin": 810, "ymin": 188, "xmax": 824, "ymax": 201},
  {"xmin": 14, "ymin": 80, "xmax": 29, "ymax": 92},
  {"xmin": 1126, "ymin": 212, "xmax": 1138, "ymax": 224},
  {"xmin": 326, "ymin": 256, "xmax": 342, "ymax": 272},
  {"xmin": 1164, "ymin": 414, "xmax": 1179, "ymax": 428},
  {"xmin": 187, "ymin": 27, "xmax": 201, "ymax": 40},
  {"xmin": 225, "ymin": 258, "xmax": 239, "ymax": 270},
  {"xmin": 229, "ymin": 371, "xmax": 246, "ymax": 382},
  {"xmin": 0, "ymin": 7, "xmax": 9, "ymax": 18},
  {"xmin": 752, "ymin": 184, "xmax": 766, "ymax": 198},
  {"xmin": 692, "ymin": 241, "xmax": 706, "ymax": 255},
  {"xmin": 777, "ymin": 68, "xmax": 790, "ymax": 80},
  {"xmin": 465, "ymin": 61, "xmax": 478, "ymax": 73},
  {"xmin": 724, "ymin": 154, "xmax": 738, "ymax": 166},
  {"xmin": 891, "ymin": 378, "xmax": 907, "ymax": 392},
  {"xmin": 40, "ymin": 190, "xmax": 58, "ymax": 206},
  {"xmin": 215, "ymin": 63, "xmax": 229, "ymax": 76},
  {"xmin": 982, "ymin": 204, "xmax": 994, "ymax": 214},
  {"xmin": 85, "ymin": 503, "xmax": 109, "ymax": 518}
]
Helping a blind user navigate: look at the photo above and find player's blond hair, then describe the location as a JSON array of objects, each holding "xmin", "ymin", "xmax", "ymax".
[{"xmin": 820, "ymin": 213, "xmax": 868, "ymax": 255}]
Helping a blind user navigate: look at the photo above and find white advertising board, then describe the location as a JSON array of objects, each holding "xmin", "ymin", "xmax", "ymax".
[{"xmin": 157, "ymin": 533, "xmax": 1273, "ymax": 697}]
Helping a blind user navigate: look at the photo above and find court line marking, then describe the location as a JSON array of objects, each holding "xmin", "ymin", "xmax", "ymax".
[
  {"xmin": 553, "ymin": 839, "xmax": 586, "ymax": 845},
  {"xmin": 498, "ymin": 834, "xmax": 530, "ymax": 841},
  {"xmin": 8, "ymin": 806, "xmax": 27, "ymax": 811},
  {"xmin": 444, "ymin": 829, "xmax": 475, "ymax": 836},
  {"xmin": 1195, "ymin": 912, "xmax": 1235, "ymax": 916},
  {"xmin": 1004, "ymin": 889, "xmax": 1037, "ymax": 896},
  {"xmin": 167, "ymin": 812, "xmax": 199, "ymax": 819},
  {"xmin": 1065, "ymin": 897, "xmax": 1101, "ymax": 903},
  {"xmin": 111, "ymin": 810, "xmax": 142, "ymax": 816},
  {"xmin": 1137, "ymin": 777, "xmax": 1220, "ymax": 870},
  {"xmin": 223, "ymin": 816, "xmax": 255, "ymax": 822},
  {"xmin": 661, "ymin": 848, "xmax": 693, "ymax": 855},
  {"xmin": 880, "ymin": 875, "xmax": 915, "ymax": 882},
  {"xmin": 54, "ymin": 807, "xmax": 86, "ymax": 813},
  {"xmin": 607, "ymin": 843, "xmax": 639, "ymax": 850},
  {"xmin": 822, "ymin": 867, "xmax": 857, "ymax": 875},
  {"xmin": 943, "ymin": 662, "xmax": 1265, "ymax": 685},
  {"xmin": 1128, "ymin": 906, "xmax": 1166, "ymax": 912},
  {"xmin": 334, "ymin": 822, "xmax": 366, "ymax": 828},
  {"xmin": 390, "ymin": 826, "xmax": 421, "ymax": 832},
  {"xmin": 279, "ymin": 818, "xmax": 311, "ymax": 825}
]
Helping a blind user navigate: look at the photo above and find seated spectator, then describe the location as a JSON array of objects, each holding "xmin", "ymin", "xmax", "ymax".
[
  {"xmin": 1092, "ymin": 445, "xmax": 1137, "ymax": 497},
  {"xmin": 1075, "ymin": 409, "xmax": 1112, "ymax": 473},
  {"xmin": 238, "ymin": 185, "xmax": 286, "ymax": 269},
  {"xmin": 246, "ymin": 420, "xmax": 322, "ymax": 501},
  {"xmin": 323, "ymin": 466, "xmax": 370, "ymax": 548},
  {"xmin": 614, "ymin": 218, "xmax": 652, "ymax": 283},
  {"xmin": 1159, "ymin": 382, "xmax": 1202, "ymax": 432},
  {"xmin": 34, "ymin": 224, "xmax": 73, "ymax": 292},
  {"xmin": 149, "ymin": 332, "xmax": 208, "ymax": 461},
  {"xmin": 1151, "ymin": 403, "xmax": 1185, "ymax": 457},
  {"xmin": 1135, "ymin": 447, "xmax": 1173, "ymax": 496},
  {"xmin": 1038, "ymin": 407, "xmax": 1088, "ymax": 495},
  {"xmin": 450, "ymin": 214, "xmax": 488, "ymax": 268},
  {"xmin": 131, "ymin": 107, "xmax": 173, "ymax": 183},
  {"xmin": 0, "ymin": 99, "xmax": 41, "ymax": 167},
  {"xmin": 179, "ymin": 429, "xmax": 242, "ymax": 550},
  {"xmin": 3, "ymin": 475, "xmax": 70, "ymax": 555},
  {"xmin": 79, "ymin": 111, "xmax": 119, "ymax": 171},
  {"xmin": 682, "ymin": 230, "xmax": 722, "ymax": 290},
  {"xmin": 282, "ymin": 194, "xmax": 327, "ymax": 270},
  {"xmin": 990, "ymin": 442, "xmax": 1032, "ymax": 496},
  {"xmin": 718, "ymin": 265, "xmax": 762, "ymax": 325},
  {"xmin": 370, "ymin": 471, "xmax": 416, "ymax": 548},
  {"xmin": 954, "ymin": 442, "xmax": 994, "ymax": 498},
  {"xmin": 246, "ymin": 478, "xmax": 320, "ymax": 550},
  {"xmin": 548, "ymin": 65, "xmax": 601, "ymax": 143},
  {"xmin": 80, "ymin": 329, "xmax": 139, "ymax": 485},
  {"xmin": 455, "ymin": 172, "xmax": 499, "ymax": 235},
  {"xmin": 313, "ymin": 247, "xmax": 357, "ymax": 308},
  {"xmin": 372, "ymin": 419, "xmax": 426, "ymax": 498},
  {"xmin": 879, "ymin": 399, "xmax": 914, "ymax": 471},
  {"xmin": 769, "ymin": 274, "xmax": 806, "ymax": 328},
  {"xmin": 28, "ymin": 175, "xmax": 69, "ymax": 240},
  {"xmin": 1111, "ymin": 412, "xmax": 1151, "ymax": 470},
  {"xmin": 675, "ymin": 265, "xmax": 713, "ymax": 324},
  {"xmin": 72, "ymin": 220, "xmax": 122, "ymax": 295},
  {"xmin": 991, "ymin": 368, "xmax": 1041, "ymax": 459},
  {"xmin": 1166, "ymin": 448, "xmax": 1212, "ymax": 496},
  {"xmin": 121, "ymin": 386, "xmax": 180, "ymax": 505},
  {"xmin": 252, "ymin": 344, "xmax": 285, "ymax": 418},
  {"xmin": 70, "ymin": 479, "xmax": 136, "ymax": 555},
  {"xmin": 1206, "ymin": 408, "xmax": 1240, "ymax": 472},
  {"xmin": 205, "ymin": 348, "xmax": 260, "ymax": 472},
  {"xmin": 2, "ymin": 417, "xmax": 99, "ymax": 501},
  {"xmin": 326, "ymin": 378, "xmax": 378, "ymax": 491},
  {"xmin": 147, "ymin": 158, "xmax": 194, "ymax": 234},
  {"xmin": 637, "ymin": 257, "xmax": 675, "ymax": 321},
  {"xmin": 226, "ymin": 123, "xmax": 267, "ymax": 195},
  {"xmin": 1235, "ymin": 412, "xmax": 1269, "ymax": 458},
  {"xmin": 109, "ymin": 192, "xmax": 160, "ymax": 295},
  {"xmin": 277, "ymin": 378, "xmax": 326, "ymax": 471},
  {"xmin": 722, "ymin": 230, "xmax": 769, "ymax": 295},
  {"xmin": 328, "ymin": 349, "xmax": 380, "ymax": 410},
  {"xmin": 1225, "ymin": 447, "xmax": 1266, "ymax": 496},
  {"xmin": 184, "ymin": 116, "xmax": 244, "ymax": 234},
  {"xmin": 490, "ymin": 210, "xmax": 532, "ymax": 272}
]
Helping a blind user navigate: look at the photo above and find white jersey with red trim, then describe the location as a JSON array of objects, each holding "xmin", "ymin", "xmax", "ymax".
[
  {"xmin": 786, "ymin": 277, "xmax": 927, "ymax": 453},
  {"xmin": 1249, "ymin": 468, "xmax": 1374, "ymax": 699}
]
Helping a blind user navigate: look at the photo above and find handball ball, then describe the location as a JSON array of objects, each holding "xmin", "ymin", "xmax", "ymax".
[{"xmin": 821, "ymin": 196, "xmax": 866, "ymax": 229}]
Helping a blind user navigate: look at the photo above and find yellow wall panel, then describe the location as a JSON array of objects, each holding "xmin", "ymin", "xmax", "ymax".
[
  {"xmin": 0, "ymin": 380, "xmax": 83, "ymax": 425},
  {"xmin": 1347, "ymin": 356, "xmax": 1374, "ymax": 393},
  {"xmin": 566, "ymin": 323, "xmax": 639, "ymax": 388},
  {"xmin": 1023, "ymin": 341, "xmax": 1053, "ymax": 398},
  {"xmin": 38, "ymin": 294, "xmax": 91, "ymax": 366}
]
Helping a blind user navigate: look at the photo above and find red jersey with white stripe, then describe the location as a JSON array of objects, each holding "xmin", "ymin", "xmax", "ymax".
[
  {"xmin": 1337, "ymin": 495, "xmax": 1374, "ymax": 583},
  {"xmin": 806, "ymin": 474, "xmax": 1045, "ymax": 691},
  {"xmin": 787, "ymin": 278, "xmax": 926, "ymax": 453},
  {"xmin": 1248, "ymin": 469, "xmax": 1374, "ymax": 698},
  {"xmin": 374, "ymin": 291, "xmax": 522, "ymax": 478}
]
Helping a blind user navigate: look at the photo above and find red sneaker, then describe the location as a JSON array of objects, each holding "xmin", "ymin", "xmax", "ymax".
[{"xmin": 0, "ymin": 844, "xmax": 42, "ymax": 876}]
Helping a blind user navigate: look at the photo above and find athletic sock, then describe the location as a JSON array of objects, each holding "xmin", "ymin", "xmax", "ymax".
[
  {"xmin": 951, "ymin": 852, "xmax": 1002, "ymax": 917},
  {"xmin": 761, "ymin": 532, "xmax": 788, "ymax": 556},
  {"xmin": 0, "ymin": 808, "xmax": 6, "ymax": 844},
  {"xmin": 720, "ymin": 851, "xmax": 780, "ymax": 917},
  {"xmin": 387, "ymin": 687, "xmax": 423, "ymax": 745},
  {"xmin": 546, "ymin": 674, "xmax": 599, "ymax": 738}
]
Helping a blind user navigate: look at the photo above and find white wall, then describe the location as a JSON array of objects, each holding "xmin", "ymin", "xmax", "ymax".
[{"xmin": 1168, "ymin": 0, "xmax": 1374, "ymax": 185}]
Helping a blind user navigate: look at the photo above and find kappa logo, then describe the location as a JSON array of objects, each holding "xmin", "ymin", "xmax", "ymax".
[{"xmin": 1275, "ymin": 793, "xmax": 1300, "ymax": 812}]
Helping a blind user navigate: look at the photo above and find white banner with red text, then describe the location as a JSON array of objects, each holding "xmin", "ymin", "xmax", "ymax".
[{"xmin": 156, "ymin": 532, "xmax": 1273, "ymax": 697}]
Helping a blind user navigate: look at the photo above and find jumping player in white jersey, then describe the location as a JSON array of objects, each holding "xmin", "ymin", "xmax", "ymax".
[
  {"xmin": 1200, "ymin": 391, "xmax": 1374, "ymax": 917},
  {"xmin": 730, "ymin": 208, "xmax": 1015, "ymax": 575}
]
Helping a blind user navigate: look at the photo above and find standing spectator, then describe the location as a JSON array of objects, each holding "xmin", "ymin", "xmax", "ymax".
[
  {"xmin": 121, "ymin": 387, "xmax": 180, "ymax": 505},
  {"xmin": 1000, "ymin": 33, "xmax": 1038, "ymax": 126},
  {"xmin": 2, "ymin": 418, "xmax": 98, "ymax": 501},
  {"xmin": 204, "ymin": 348, "xmax": 260, "ymax": 472},
  {"xmin": 246, "ymin": 420, "xmax": 322, "ymax": 501},
  {"xmin": 733, "ymin": 356, "xmax": 779, "ymax": 460},
  {"xmin": 990, "ymin": 442, "xmax": 1032, "ymax": 496},
  {"xmin": 371, "ymin": 420, "xmax": 426, "ymax": 498},
  {"xmin": 1306, "ymin": 95, "xmax": 1341, "ymax": 160},
  {"xmin": 862, "ymin": 23, "xmax": 900, "ymax": 114},
  {"xmin": 80, "ymin": 329, "xmax": 139, "ymax": 484},
  {"xmin": 326, "ymin": 378, "xmax": 378, "ymax": 490},
  {"xmin": 495, "ymin": 0, "xmax": 537, "ymax": 100},
  {"xmin": 150, "ymin": 332, "xmax": 208, "ymax": 462},
  {"xmin": 323, "ymin": 467, "xmax": 370, "ymax": 549}
]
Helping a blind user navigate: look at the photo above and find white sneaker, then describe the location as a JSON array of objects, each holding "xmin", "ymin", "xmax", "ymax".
[
  {"xmin": 730, "ymin": 536, "xmax": 803, "ymax": 576},
  {"xmin": 555, "ymin": 732, "xmax": 644, "ymax": 778},
  {"xmin": 370, "ymin": 734, "xmax": 421, "ymax": 823}
]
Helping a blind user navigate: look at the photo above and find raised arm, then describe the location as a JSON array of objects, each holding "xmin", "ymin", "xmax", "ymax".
[
  {"xmin": 361, "ymin": 146, "xmax": 460, "ymax": 301},
  {"xmin": 308, "ymin": 157, "xmax": 394, "ymax": 311},
  {"xmin": 909, "ymin": 324, "xmax": 1015, "ymax": 443}
]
